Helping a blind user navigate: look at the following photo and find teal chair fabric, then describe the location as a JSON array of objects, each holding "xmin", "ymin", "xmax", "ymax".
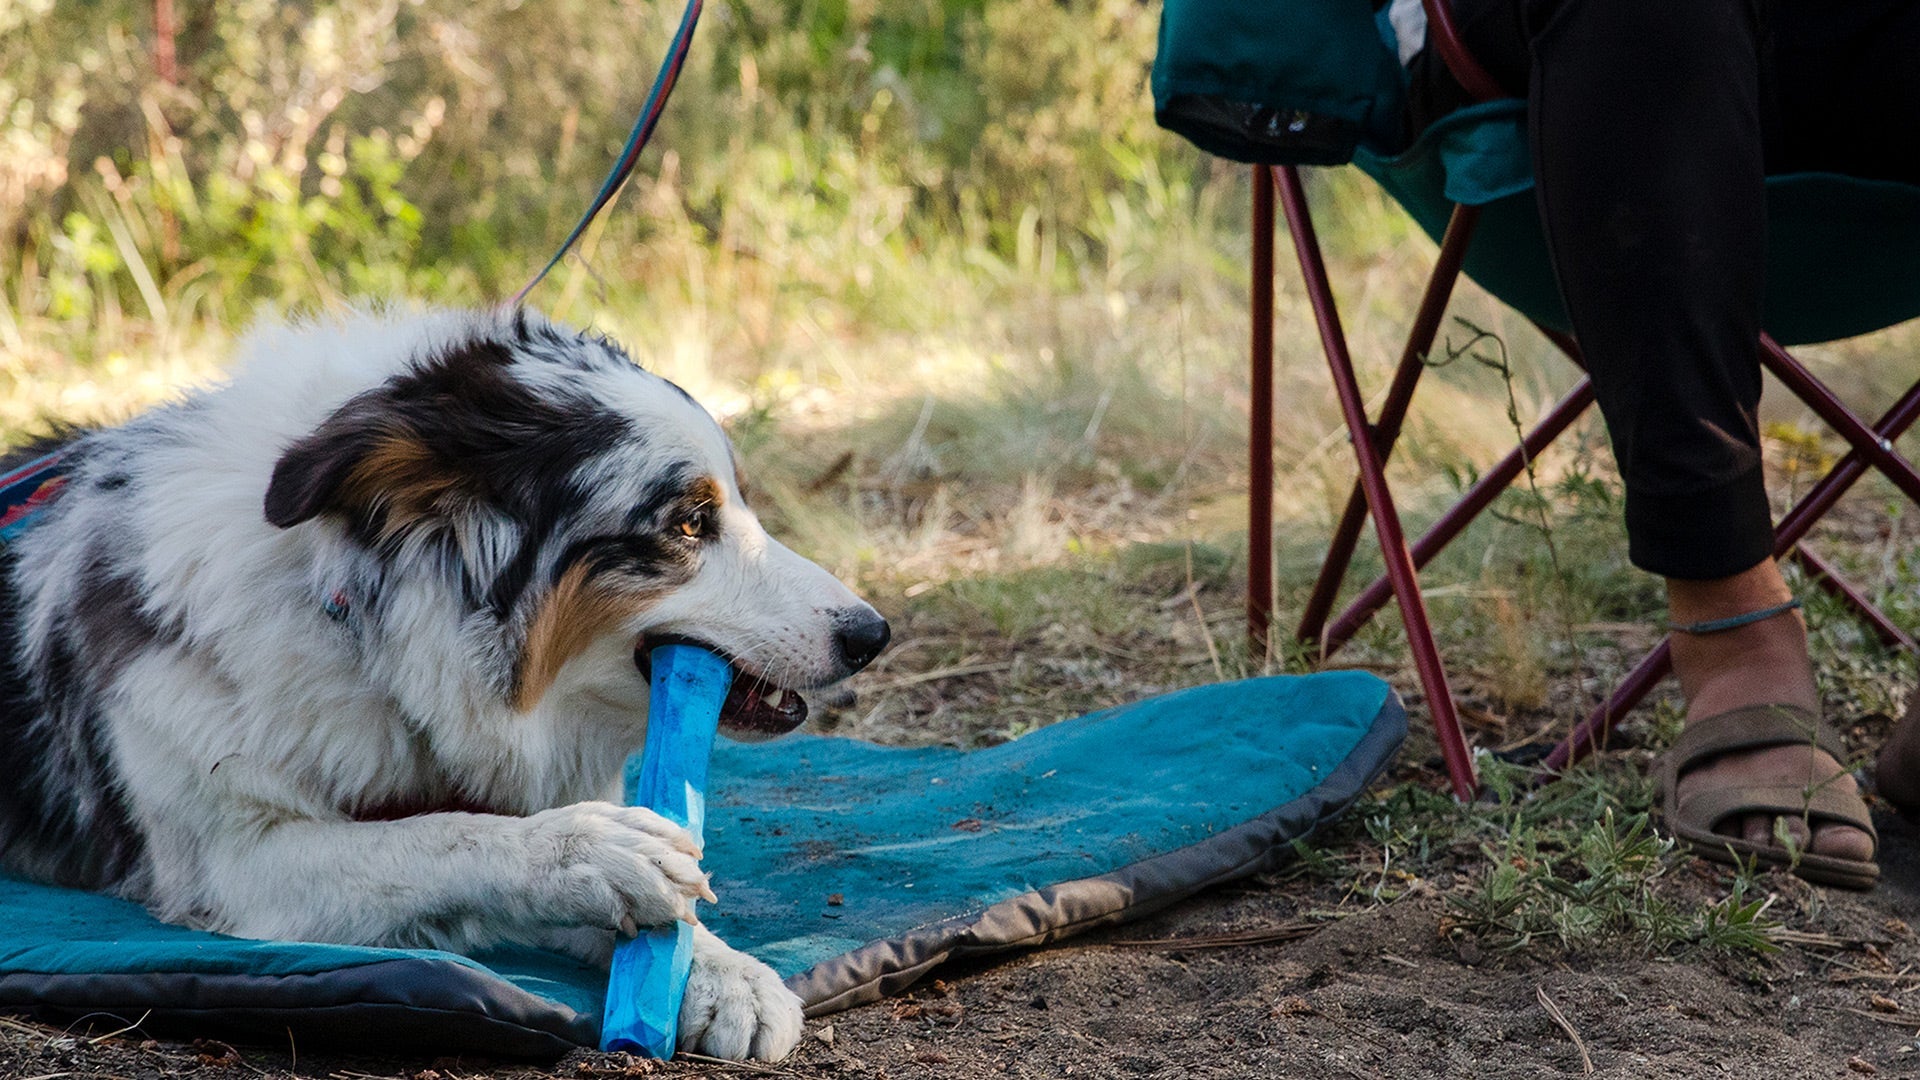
[
  {"xmin": 1151, "ymin": 1, "xmax": 1406, "ymax": 166},
  {"xmin": 1351, "ymin": 101, "xmax": 1920, "ymax": 346},
  {"xmin": 1153, "ymin": 4, "xmax": 1920, "ymax": 345}
]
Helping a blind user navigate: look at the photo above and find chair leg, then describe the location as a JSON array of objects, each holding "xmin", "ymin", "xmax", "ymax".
[
  {"xmin": 1309, "ymin": 320, "xmax": 1591, "ymax": 657},
  {"xmin": 1320, "ymin": 380, "xmax": 1595, "ymax": 656},
  {"xmin": 1274, "ymin": 166, "xmax": 1478, "ymax": 800},
  {"xmin": 1792, "ymin": 545, "xmax": 1920, "ymax": 653},
  {"xmin": 1546, "ymin": 641, "xmax": 1675, "ymax": 773},
  {"xmin": 1774, "ymin": 381, "xmax": 1920, "ymax": 546},
  {"xmin": 1761, "ymin": 335, "xmax": 1920, "ymax": 506},
  {"xmin": 1298, "ymin": 204, "xmax": 1485, "ymax": 650},
  {"xmin": 1249, "ymin": 165, "xmax": 1276, "ymax": 656},
  {"xmin": 1545, "ymin": 374, "xmax": 1920, "ymax": 773}
]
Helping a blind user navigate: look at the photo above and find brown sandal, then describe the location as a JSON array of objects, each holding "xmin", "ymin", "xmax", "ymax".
[{"xmin": 1658, "ymin": 703, "xmax": 1879, "ymax": 890}]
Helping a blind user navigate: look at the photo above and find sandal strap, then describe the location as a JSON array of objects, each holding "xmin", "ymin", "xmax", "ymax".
[
  {"xmin": 1675, "ymin": 782, "xmax": 1879, "ymax": 844},
  {"xmin": 1664, "ymin": 704, "xmax": 1849, "ymax": 774}
]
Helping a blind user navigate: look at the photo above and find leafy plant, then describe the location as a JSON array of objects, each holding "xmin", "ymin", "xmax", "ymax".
[{"xmin": 1446, "ymin": 764, "xmax": 1779, "ymax": 959}]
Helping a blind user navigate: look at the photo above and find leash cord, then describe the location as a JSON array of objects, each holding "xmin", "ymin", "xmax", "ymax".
[{"xmin": 511, "ymin": 0, "xmax": 705, "ymax": 308}]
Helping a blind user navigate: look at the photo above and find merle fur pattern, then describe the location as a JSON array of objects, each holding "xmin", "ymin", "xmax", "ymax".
[{"xmin": 0, "ymin": 308, "xmax": 887, "ymax": 1061}]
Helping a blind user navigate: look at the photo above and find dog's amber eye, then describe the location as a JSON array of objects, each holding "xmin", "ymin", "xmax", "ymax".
[
  {"xmin": 678, "ymin": 519, "xmax": 700, "ymax": 538},
  {"xmin": 677, "ymin": 508, "xmax": 714, "ymax": 539}
]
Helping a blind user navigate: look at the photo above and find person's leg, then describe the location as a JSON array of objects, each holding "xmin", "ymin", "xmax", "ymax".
[
  {"xmin": 1420, "ymin": 0, "xmax": 1875, "ymax": 859},
  {"xmin": 1878, "ymin": 692, "xmax": 1920, "ymax": 810},
  {"xmin": 1523, "ymin": 0, "xmax": 1879, "ymax": 860},
  {"xmin": 1526, "ymin": 0, "xmax": 1774, "ymax": 582},
  {"xmin": 1425, "ymin": 0, "xmax": 1779, "ymax": 576}
]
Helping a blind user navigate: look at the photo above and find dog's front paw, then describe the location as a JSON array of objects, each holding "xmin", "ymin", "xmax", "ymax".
[
  {"xmin": 521, "ymin": 802, "xmax": 712, "ymax": 933},
  {"xmin": 679, "ymin": 927, "xmax": 805, "ymax": 1061}
]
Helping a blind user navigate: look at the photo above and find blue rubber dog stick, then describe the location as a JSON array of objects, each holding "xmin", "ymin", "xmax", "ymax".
[{"xmin": 601, "ymin": 643, "xmax": 734, "ymax": 1056}]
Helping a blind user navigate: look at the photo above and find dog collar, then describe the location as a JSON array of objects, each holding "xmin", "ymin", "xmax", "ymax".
[
  {"xmin": 0, "ymin": 451, "xmax": 69, "ymax": 545},
  {"xmin": 324, "ymin": 588, "xmax": 352, "ymax": 622}
]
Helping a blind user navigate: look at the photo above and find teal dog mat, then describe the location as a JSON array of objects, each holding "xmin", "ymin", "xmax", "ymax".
[{"xmin": 0, "ymin": 671, "xmax": 1404, "ymax": 1057}]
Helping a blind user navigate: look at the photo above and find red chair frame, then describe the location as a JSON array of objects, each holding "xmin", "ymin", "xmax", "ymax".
[{"xmin": 1247, "ymin": 0, "xmax": 1920, "ymax": 800}]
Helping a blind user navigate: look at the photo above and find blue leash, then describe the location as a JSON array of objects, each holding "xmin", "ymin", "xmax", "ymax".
[
  {"xmin": 512, "ymin": 0, "xmax": 705, "ymax": 307},
  {"xmin": 501, "ymin": 2, "xmax": 717, "ymax": 1054}
]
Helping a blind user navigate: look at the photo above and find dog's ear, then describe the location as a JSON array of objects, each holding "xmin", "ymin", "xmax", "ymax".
[
  {"xmin": 265, "ymin": 337, "xmax": 529, "ymax": 531},
  {"xmin": 266, "ymin": 335, "xmax": 625, "ymax": 534},
  {"xmin": 264, "ymin": 394, "xmax": 466, "ymax": 532},
  {"xmin": 267, "ymin": 395, "xmax": 380, "ymax": 528}
]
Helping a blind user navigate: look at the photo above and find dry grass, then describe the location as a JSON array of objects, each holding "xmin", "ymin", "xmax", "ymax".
[{"xmin": 7, "ymin": 169, "xmax": 1919, "ymax": 761}]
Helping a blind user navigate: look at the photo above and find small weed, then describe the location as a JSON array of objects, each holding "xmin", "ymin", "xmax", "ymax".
[
  {"xmin": 1696, "ymin": 856, "xmax": 1779, "ymax": 955},
  {"xmin": 1361, "ymin": 810, "xmax": 1434, "ymax": 902},
  {"xmin": 1435, "ymin": 760, "xmax": 1791, "ymax": 961},
  {"xmin": 1281, "ymin": 839, "xmax": 1350, "ymax": 883},
  {"xmin": 1449, "ymin": 808, "xmax": 1675, "ymax": 953},
  {"xmin": 1446, "ymin": 802, "xmax": 1777, "ymax": 958}
]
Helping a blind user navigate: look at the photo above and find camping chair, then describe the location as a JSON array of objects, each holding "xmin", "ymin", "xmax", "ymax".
[{"xmin": 1155, "ymin": 0, "xmax": 1920, "ymax": 799}]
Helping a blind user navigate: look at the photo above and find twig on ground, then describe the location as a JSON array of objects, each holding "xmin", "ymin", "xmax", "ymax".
[
  {"xmin": 1110, "ymin": 921, "xmax": 1325, "ymax": 949},
  {"xmin": 1830, "ymin": 969, "xmax": 1920, "ymax": 985},
  {"xmin": 1536, "ymin": 985, "xmax": 1594, "ymax": 1075},
  {"xmin": 1831, "ymin": 1006, "xmax": 1920, "ymax": 1029},
  {"xmin": 860, "ymin": 661, "xmax": 1012, "ymax": 694},
  {"xmin": 0, "ymin": 1015, "xmax": 47, "ymax": 1038},
  {"xmin": 84, "ymin": 1008, "xmax": 152, "ymax": 1045},
  {"xmin": 675, "ymin": 1050, "xmax": 788, "ymax": 1074},
  {"xmin": 1771, "ymin": 929, "xmax": 1884, "ymax": 950},
  {"xmin": 1184, "ymin": 543, "xmax": 1225, "ymax": 680}
]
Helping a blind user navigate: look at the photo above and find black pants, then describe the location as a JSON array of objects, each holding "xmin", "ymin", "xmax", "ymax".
[{"xmin": 1409, "ymin": 0, "xmax": 1920, "ymax": 580}]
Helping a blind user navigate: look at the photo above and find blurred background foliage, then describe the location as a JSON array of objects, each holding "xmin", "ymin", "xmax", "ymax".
[
  {"xmin": 4, "ymin": 0, "xmax": 1914, "ymax": 748},
  {"xmin": 1, "ymin": 0, "xmax": 1196, "ymax": 349}
]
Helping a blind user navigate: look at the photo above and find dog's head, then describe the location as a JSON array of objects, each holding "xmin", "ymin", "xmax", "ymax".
[{"xmin": 260, "ymin": 309, "xmax": 887, "ymax": 736}]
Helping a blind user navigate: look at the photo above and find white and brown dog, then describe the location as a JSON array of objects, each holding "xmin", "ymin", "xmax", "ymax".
[{"xmin": 0, "ymin": 307, "xmax": 888, "ymax": 1061}]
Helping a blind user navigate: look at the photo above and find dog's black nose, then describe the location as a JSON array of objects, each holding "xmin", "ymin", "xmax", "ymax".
[{"xmin": 833, "ymin": 607, "xmax": 891, "ymax": 672}]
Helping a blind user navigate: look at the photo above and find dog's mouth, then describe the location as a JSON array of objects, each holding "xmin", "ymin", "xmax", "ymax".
[{"xmin": 635, "ymin": 638, "xmax": 808, "ymax": 737}]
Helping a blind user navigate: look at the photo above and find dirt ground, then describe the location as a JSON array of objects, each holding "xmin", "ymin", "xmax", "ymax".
[{"xmin": 9, "ymin": 799, "xmax": 1920, "ymax": 1080}]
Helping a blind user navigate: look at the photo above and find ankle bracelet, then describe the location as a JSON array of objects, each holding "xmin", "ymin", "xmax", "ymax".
[{"xmin": 1667, "ymin": 598, "xmax": 1802, "ymax": 635}]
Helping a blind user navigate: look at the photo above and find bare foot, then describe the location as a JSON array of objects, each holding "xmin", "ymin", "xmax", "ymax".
[{"xmin": 1667, "ymin": 562, "xmax": 1874, "ymax": 864}]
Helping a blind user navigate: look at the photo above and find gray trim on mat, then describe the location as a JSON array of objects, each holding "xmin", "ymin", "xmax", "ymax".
[
  {"xmin": 790, "ymin": 690, "xmax": 1409, "ymax": 1015},
  {"xmin": 0, "ymin": 957, "xmax": 593, "ymax": 1058}
]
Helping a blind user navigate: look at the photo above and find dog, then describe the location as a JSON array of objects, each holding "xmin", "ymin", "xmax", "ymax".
[{"xmin": 0, "ymin": 307, "xmax": 889, "ymax": 1061}]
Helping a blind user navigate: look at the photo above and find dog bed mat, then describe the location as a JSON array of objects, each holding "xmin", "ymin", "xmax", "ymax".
[{"xmin": 0, "ymin": 670, "xmax": 1404, "ymax": 1057}]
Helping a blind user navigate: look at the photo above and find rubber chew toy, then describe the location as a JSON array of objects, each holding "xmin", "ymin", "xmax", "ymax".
[{"xmin": 601, "ymin": 643, "xmax": 734, "ymax": 1056}]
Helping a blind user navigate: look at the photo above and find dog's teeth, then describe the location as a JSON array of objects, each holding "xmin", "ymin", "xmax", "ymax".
[{"xmin": 764, "ymin": 689, "xmax": 784, "ymax": 709}]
